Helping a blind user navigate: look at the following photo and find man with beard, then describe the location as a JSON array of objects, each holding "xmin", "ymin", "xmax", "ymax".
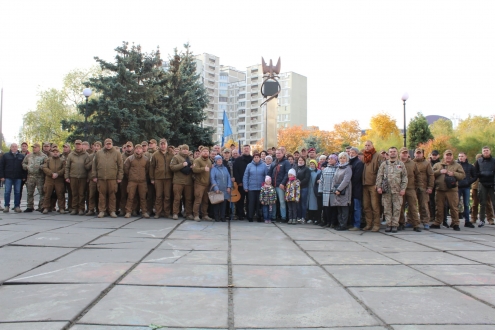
[{"xmin": 362, "ymin": 140, "xmax": 382, "ymax": 231}]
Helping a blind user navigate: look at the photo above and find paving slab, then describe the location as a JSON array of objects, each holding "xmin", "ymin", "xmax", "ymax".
[
  {"xmin": 449, "ymin": 250, "xmax": 495, "ymax": 264},
  {"xmin": 359, "ymin": 241, "xmax": 437, "ymax": 252},
  {"xmin": 393, "ymin": 326, "xmax": 495, "ymax": 330},
  {"xmin": 296, "ymin": 240, "xmax": 370, "ymax": 252},
  {"xmin": 411, "ymin": 264, "xmax": 495, "ymax": 285},
  {"xmin": 0, "ymin": 323, "xmax": 69, "ymax": 329},
  {"xmin": 419, "ymin": 240, "xmax": 495, "ymax": 251},
  {"xmin": 177, "ymin": 221, "xmax": 225, "ymax": 231},
  {"xmin": 0, "ymin": 223, "xmax": 70, "ymax": 232},
  {"xmin": 231, "ymin": 227, "xmax": 287, "ymax": 240},
  {"xmin": 7, "ymin": 261, "xmax": 133, "ymax": 283},
  {"xmin": 325, "ymin": 265, "xmax": 443, "ymax": 287},
  {"xmin": 158, "ymin": 239, "xmax": 228, "ymax": 251},
  {"xmin": 0, "ymin": 231, "xmax": 37, "ymax": 246},
  {"xmin": 455, "ymin": 285, "xmax": 495, "ymax": 306},
  {"xmin": 350, "ymin": 286, "xmax": 495, "ymax": 324},
  {"xmin": 232, "ymin": 244, "xmax": 314, "ymax": 265},
  {"xmin": 56, "ymin": 248, "xmax": 150, "ymax": 263},
  {"xmin": 441, "ymin": 234, "xmax": 495, "ymax": 241},
  {"xmin": 121, "ymin": 219, "xmax": 179, "ymax": 229},
  {"xmin": 11, "ymin": 232, "xmax": 100, "ymax": 248},
  {"xmin": 121, "ymin": 263, "xmax": 228, "ymax": 287},
  {"xmin": 79, "ymin": 286, "xmax": 228, "ymax": 327},
  {"xmin": 233, "ymin": 265, "xmax": 339, "ymax": 288},
  {"xmin": 280, "ymin": 227, "xmax": 349, "ymax": 240},
  {"xmin": 236, "ymin": 328, "xmax": 388, "ymax": 330},
  {"xmin": 72, "ymin": 326, "xmax": 150, "ymax": 330},
  {"xmin": 393, "ymin": 234, "xmax": 464, "ymax": 243},
  {"xmin": 70, "ymin": 221, "xmax": 127, "ymax": 229},
  {"xmin": 234, "ymin": 287, "xmax": 380, "ymax": 328},
  {"xmin": 0, "ymin": 283, "xmax": 108, "ymax": 322},
  {"xmin": 106, "ymin": 227, "xmax": 173, "ymax": 239},
  {"xmin": 307, "ymin": 251, "xmax": 399, "ymax": 265},
  {"xmin": 88, "ymin": 236, "xmax": 160, "ymax": 249},
  {"xmin": 167, "ymin": 229, "xmax": 229, "ymax": 240},
  {"xmin": 382, "ymin": 251, "xmax": 479, "ymax": 265},
  {"xmin": 47, "ymin": 227, "xmax": 113, "ymax": 236},
  {"xmin": 144, "ymin": 249, "xmax": 227, "ymax": 264}
]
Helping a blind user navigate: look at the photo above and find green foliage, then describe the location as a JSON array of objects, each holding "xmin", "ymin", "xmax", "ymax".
[
  {"xmin": 163, "ymin": 43, "xmax": 213, "ymax": 147},
  {"xmin": 303, "ymin": 134, "xmax": 321, "ymax": 152},
  {"xmin": 429, "ymin": 118, "xmax": 453, "ymax": 138},
  {"xmin": 452, "ymin": 115, "xmax": 495, "ymax": 160},
  {"xmin": 407, "ymin": 112, "xmax": 433, "ymax": 148},
  {"xmin": 63, "ymin": 42, "xmax": 170, "ymax": 144}
]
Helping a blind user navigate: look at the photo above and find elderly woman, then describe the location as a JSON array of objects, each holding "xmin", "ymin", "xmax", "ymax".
[
  {"xmin": 331, "ymin": 152, "xmax": 353, "ymax": 231},
  {"xmin": 318, "ymin": 154, "xmax": 339, "ymax": 227},
  {"xmin": 243, "ymin": 152, "xmax": 267, "ymax": 222},
  {"xmin": 307, "ymin": 159, "xmax": 321, "ymax": 224},
  {"xmin": 210, "ymin": 155, "xmax": 232, "ymax": 222},
  {"xmin": 318, "ymin": 155, "xmax": 327, "ymax": 170},
  {"xmin": 265, "ymin": 155, "xmax": 273, "ymax": 170}
]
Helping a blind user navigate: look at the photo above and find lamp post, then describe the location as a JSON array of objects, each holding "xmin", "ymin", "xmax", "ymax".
[
  {"xmin": 401, "ymin": 92, "xmax": 409, "ymax": 148},
  {"xmin": 83, "ymin": 88, "xmax": 92, "ymax": 141}
]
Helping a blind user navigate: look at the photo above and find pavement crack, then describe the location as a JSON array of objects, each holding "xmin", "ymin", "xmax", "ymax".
[{"xmin": 227, "ymin": 219, "xmax": 234, "ymax": 330}]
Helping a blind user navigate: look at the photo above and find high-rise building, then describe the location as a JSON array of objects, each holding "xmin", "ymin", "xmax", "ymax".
[{"xmin": 195, "ymin": 53, "xmax": 307, "ymax": 146}]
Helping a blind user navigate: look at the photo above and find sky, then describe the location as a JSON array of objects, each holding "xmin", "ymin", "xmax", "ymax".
[{"xmin": 1, "ymin": 0, "xmax": 494, "ymax": 143}]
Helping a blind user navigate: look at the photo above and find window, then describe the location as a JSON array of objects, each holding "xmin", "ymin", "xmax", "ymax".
[
  {"xmin": 219, "ymin": 97, "xmax": 228, "ymax": 102},
  {"xmin": 219, "ymin": 82, "xmax": 227, "ymax": 87},
  {"xmin": 239, "ymin": 102, "xmax": 245, "ymax": 106},
  {"xmin": 219, "ymin": 90, "xmax": 228, "ymax": 97}
]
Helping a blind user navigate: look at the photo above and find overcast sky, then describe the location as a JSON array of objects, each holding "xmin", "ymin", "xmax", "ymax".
[{"xmin": 1, "ymin": 0, "xmax": 494, "ymax": 142}]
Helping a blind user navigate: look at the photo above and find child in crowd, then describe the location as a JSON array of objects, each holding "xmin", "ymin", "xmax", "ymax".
[
  {"xmin": 285, "ymin": 168, "xmax": 301, "ymax": 225},
  {"xmin": 259, "ymin": 176, "xmax": 277, "ymax": 223}
]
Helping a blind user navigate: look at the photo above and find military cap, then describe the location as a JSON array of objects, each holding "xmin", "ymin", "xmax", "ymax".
[
  {"xmin": 82, "ymin": 141, "xmax": 90, "ymax": 146},
  {"xmin": 32, "ymin": 143, "xmax": 41, "ymax": 148},
  {"xmin": 180, "ymin": 144, "xmax": 189, "ymax": 151},
  {"xmin": 74, "ymin": 140, "xmax": 82, "ymax": 144},
  {"xmin": 126, "ymin": 141, "xmax": 133, "ymax": 147},
  {"xmin": 399, "ymin": 147, "xmax": 409, "ymax": 153},
  {"xmin": 149, "ymin": 139, "xmax": 158, "ymax": 144},
  {"xmin": 43, "ymin": 142, "xmax": 50, "ymax": 147},
  {"xmin": 159, "ymin": 138, "xmax": 167, "ymax": 145},
  {"xmin": 444, "ymin": 149, "xmax": 453, "ymax": 155},
  {"xmin": 141, "ymin": 141, "xmax": 148, "ymax": 146},
  {"xmin": 94, "ymin": 141, "xmax": 102, "ymax": 147},
  {"xmin": 104, "ymin": 138, "xmax": 112, "ymax": 144}
]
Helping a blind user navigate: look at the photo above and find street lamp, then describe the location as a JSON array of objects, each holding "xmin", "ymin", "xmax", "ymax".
[
  {"xmin": 401, "ymin": 92, "xmax": 409, "ymax": 148},
  {"xmin": 83, "ymin": 88, "xmax": 92, "ymax": 141}
]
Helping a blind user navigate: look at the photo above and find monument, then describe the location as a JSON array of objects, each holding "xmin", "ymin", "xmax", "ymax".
[{"xmin": 260, "ymin": 57, "xmax": 281, "ymax": 150}]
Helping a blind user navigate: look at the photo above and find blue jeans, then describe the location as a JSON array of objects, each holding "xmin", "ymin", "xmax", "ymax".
[
  {"xmin": 458, "ymin": 187, "xmax": 470, "ymax": 221},
  {"xmin": 274, "ymin": 187, "xmax": 286, "ymax": 220},
  {"xmin": 297, "ymin": 187, "xmax": 308, "ymax": 219},
  {"xmin": 353, "ymin": 198, "xmax": 362, "ymax": 228},
  {"xmin": 5, "ymin": 178, "xmax": 22, "ymax": 208},
  {"xmin": 262, "ymin": 204, "xmax": 276, "ymax": 220}
]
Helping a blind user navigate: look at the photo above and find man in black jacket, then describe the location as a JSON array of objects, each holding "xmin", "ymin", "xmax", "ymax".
[
  {"xmin": 268, "ymin": 148, "xmax": 291, "ymax": 222},
  {"xmin": 233, "ymin": 145, "xmax": 253, "ymax": 220},
  {"xmin": 0, "ymin": 143, "xmax": 27, "ymax": 213},
  {"xmin": 349, "ymin": 147, "xmax": 364, "ymax": 230},
  {"xmin": 474, "ymin": 146, "xmax": 495, "ymax": 227},
  {"xmin": 457, "ymin": 152, "xmax": 477, "ymax": 227},
  {"xmin": 429, "ymin": 150, "xmax": 442, "ymax": 225}
]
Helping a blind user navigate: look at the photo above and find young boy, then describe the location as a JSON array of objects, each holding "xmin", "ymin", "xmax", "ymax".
[
  {"xmin": 260, "ymin": 176, "xmax": 277, "ymax": 223},
  {"xmin": 285, "ymin": 168, "xmax": 301, "ymax": 225}
]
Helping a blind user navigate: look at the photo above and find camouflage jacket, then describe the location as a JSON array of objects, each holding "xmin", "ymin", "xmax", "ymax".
[
  {"xmin": 22, "ymin": 151, "xmax": 47, "ymax": 177},
  {"xmin": 376, "ymin": 160, "xmax": 408, "ymax": 194}
]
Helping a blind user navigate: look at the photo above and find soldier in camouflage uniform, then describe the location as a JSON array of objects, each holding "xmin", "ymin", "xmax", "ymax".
[
  {"xmin": 22, "ymin": 143, "xmax": 48, "ymax": 212},
  {"xmin": 376, "ymin": 147, "xmax": 408, "ymax": 233}
]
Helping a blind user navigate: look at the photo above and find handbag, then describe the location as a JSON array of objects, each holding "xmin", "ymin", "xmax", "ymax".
[
  {"xmin": 208, "ymin": 184, "xmax": 224, "ymax": 204},
  {"xmin": 444, "ymin": 165, "xmax": 457, "ymax": 189},
  {"xmin": 381, "ymin": 160, "xmax": 390, "ymax": 193},
  {"xmin": 333, "ymin": 184, "xmax": 346, "ymax": 196}
]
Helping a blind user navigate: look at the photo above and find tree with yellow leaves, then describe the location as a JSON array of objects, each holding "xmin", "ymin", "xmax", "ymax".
[
  {"xmin": 333, "ymin": 120, "xmax": 361, "ymax": 149},
  {"xmin": 277, "ymin": 125, "xmax": 310, "ymax": 153},
  {"xmin": 361, "ymin": 113, "xmax": 403, "ymax": 151}
]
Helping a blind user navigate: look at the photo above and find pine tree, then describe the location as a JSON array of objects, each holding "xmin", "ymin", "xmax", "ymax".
[
  {"xmin": 63, "ymin": 42, "xmax": 170, "ymax": 144},
  {"xmin": 163, "ymin": 44, "xmax": 213, "ymax": 147},
  {"xmin": 407, "ymin": 112, "xmax": 434, "ymax": 148}
]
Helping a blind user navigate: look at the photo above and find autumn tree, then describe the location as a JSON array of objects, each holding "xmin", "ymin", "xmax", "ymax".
[
  {"xmin": 453, "ymin": 115, "xmax": 495, "ymax": 160},
  {"xmin": 418, "ymin": 136, "xmax": 454, "ymax": 158},
  {"xmin": 361, "ymin": 113, "xmax": 402, "ymax": 151},
  {"xmin": 277, "ymin": 125, "xmax": 310, "ymax": 153},
  {"xmin": 333, "ymin": 120, "xmax": 361, "ymax": 149},
  {"xmin": 407, "ymin": 112, "xmax": 433, "ymax": 148},
  {"xmin": 430, "ymin": 118, "xmax": 453, "ymax": 138}
]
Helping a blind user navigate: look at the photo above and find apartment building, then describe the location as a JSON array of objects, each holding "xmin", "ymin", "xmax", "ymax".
[{"xmin": 195, "ymin": 52, "xmax": 307, "ymax": 145}]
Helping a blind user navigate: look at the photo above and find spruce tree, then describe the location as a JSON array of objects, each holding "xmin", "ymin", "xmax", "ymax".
[
  {"xmin": 163, "ymin": 43, "xmax": 213, "ymax": 147},
  {"xmin": 63, "ymin": 42, "xmax": 169, "ymax": 143},
  {"xmin": 407, "ymin": 112, "xmax": 434, "ymax": 148}
]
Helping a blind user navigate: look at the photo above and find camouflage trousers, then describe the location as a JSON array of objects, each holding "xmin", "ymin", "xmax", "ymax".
[
  {"xmin": 26, "ymin": 175, "xmax": 45, "ymax": 210},
  {"xmin": 382, "ymin": 192, "xmax": 403, "ymax": 227}
]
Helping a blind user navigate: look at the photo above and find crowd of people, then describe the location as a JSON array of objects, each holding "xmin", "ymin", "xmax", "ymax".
[{"xmin": 0, "ymin": 138, "xmax": 494, "ymax": 233}]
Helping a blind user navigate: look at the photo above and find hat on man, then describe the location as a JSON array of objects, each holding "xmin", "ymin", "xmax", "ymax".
[
  {"xmin": 149, "ymin": 139, "xmax": 157, "ymax": 144},
  {"xmin": 43, "ymin": 142, "xmax": 50, "ymax": 147},
  {"xmin": 134, "ymin": 144, "xmax": 143, "ymax": 150},
  {"xmin": 415, "ymin": 148, "xmax": 423, "ymax": 154},
  {"xmin": 159, "ymin": 138, "xmax": 167, "ymax": 145},
  {"xmin": 75, "ymin": 140, "xmax": 82, "ymax": 144},
  {"xmin": 308, "ymin": 148, "xmax": 316, "ymax": 153},
  {"xmin": 141, "ymin": 141, "xmax": 148, "ymax": 146},
  {"xmin": 94, "ymin": 141, "xmax": 102, "ymax": 147},
  {"xmin": 32, "ymin": 143, "xmax": 41, "ymax": 148},
  {"xmin": 399, "ymin": 147, "xmax": 409, "ymax": 153},
  {"xmin": 126, "ymin": 141, "xmax": 133, "ymax": 147},
  {"xmin": 301, "ymin": 148, "xmax": 307, "ymax": 152},
  {"xmin": 104, "ymin": 138, "xmax": 112, "ymax": 144},
  {"xmin": 82, "ymin": 141, "xmax": 90, "ymax": 146},
  {"xmin": 431, "ymin": 150, "xmax": 439, "ymax": 156},
  {"xmin": 63, "ymin": 143, "xmax": 70, "ymax": 148},
  {"xmin": 52, "ymin": 147, "xmax": 59, "ymax": 152},
  {"xmin": 180, "ymin": 144, "xmax": 189, "ymax": 151},
  {"xmin": 444, "ymin": 149, "xmax": 453, "ymax": 155}
]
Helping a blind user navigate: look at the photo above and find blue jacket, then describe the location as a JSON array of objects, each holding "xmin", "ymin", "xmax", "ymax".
[
  {"xmin": 268, "ymin": 156, "xmax": 291, "ymax": 186},
  {"xmin": 243, "ymin": 160, "xmax": 268, "ymax": 191},
  {"xmin": 210, "ymin": 164, "xmax": 232, "ymax": 200}
]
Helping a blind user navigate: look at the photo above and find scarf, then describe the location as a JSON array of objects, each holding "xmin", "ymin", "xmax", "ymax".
[{"xmin": 363, "ymin": 147, "xmax": 376, "ymax": 164}]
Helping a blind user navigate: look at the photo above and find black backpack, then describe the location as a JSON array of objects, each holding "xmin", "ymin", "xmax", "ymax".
[{"xmin": 443, "ymin": 165, "xmax": 457, "ymax": 189}]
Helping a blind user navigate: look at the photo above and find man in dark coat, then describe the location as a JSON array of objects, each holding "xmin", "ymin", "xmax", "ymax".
[
  {"xmin": 233, "ymin": 145, "xmax": 253, "ymax": 220},
  {"xmin": 0, "ymin": 143, "xmax": 27, "ymax": 212},
  {"xmin": 349, "ymin": 147, "xmax": 364, "ymax": 229}
]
